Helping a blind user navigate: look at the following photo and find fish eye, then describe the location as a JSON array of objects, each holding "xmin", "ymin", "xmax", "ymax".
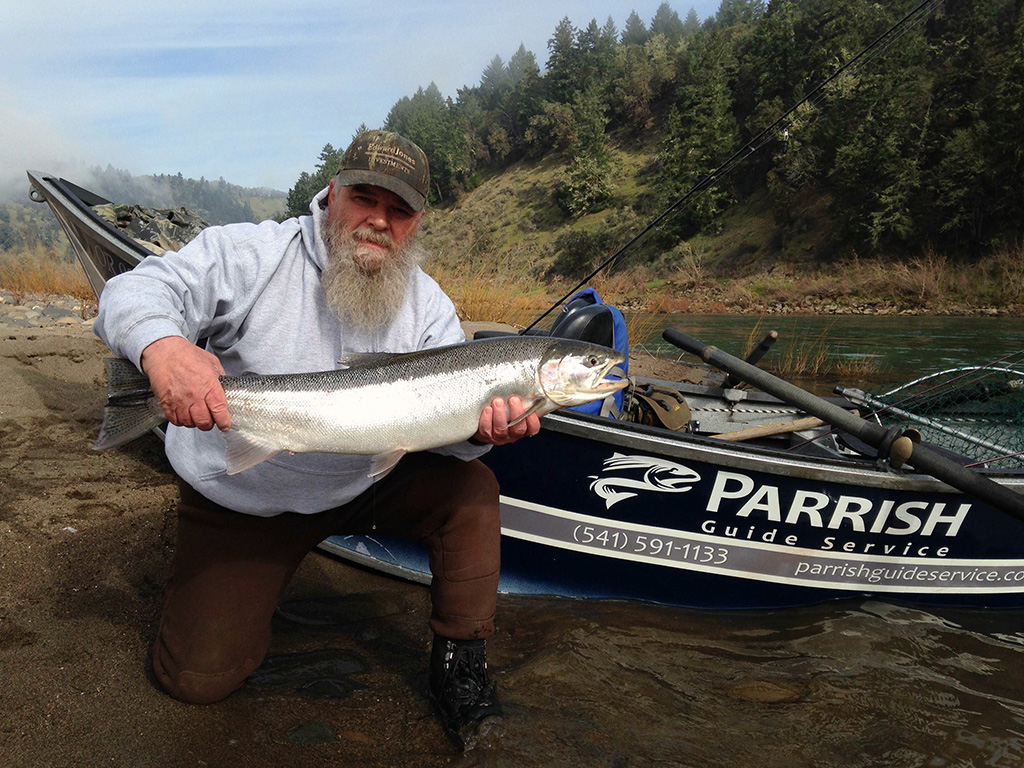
[{"xmin": 587, "ymin": 355, "xmax": 599, "ymax": 367}]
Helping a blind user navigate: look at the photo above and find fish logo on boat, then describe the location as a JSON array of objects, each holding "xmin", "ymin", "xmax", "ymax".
[{"xmin": 589, "ymin": 453, "xmax": 701, "ymax": 509}]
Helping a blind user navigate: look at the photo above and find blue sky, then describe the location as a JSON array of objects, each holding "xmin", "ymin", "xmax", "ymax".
[{"xmin": 0, "ymin": 0, "xmax": 720, "ymax": 196}]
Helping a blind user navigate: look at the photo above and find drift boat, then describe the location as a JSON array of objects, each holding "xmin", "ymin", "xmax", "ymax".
[{"xmin": 27, "ymin": 170, "xmax": 1024, "ymax": 609}]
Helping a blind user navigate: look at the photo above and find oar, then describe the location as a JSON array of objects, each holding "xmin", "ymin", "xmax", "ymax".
[
  {"xmin": 725, "ymin": 329, "xmax": 777, "ymax": 388},
  {"xmin": 663, "ymin": 328, "xmax": 1024, "ymax": 521},
  {"xmin": 711, "ymin": 416, "xmax": 825, "ymax": 442}
]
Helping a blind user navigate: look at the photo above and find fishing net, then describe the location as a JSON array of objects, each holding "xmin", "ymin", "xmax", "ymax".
[{"xmin": 863, "ymin": 358, "xmax": 1024, "ymax": 469}]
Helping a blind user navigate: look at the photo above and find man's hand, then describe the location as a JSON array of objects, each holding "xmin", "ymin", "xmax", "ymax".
[
  {"xmin": 473, "ymin": 396, "xmax": 541, "ymax": 446},
  {"xmin": 140, "ymin": 336, "xmax": 231, "ymax": 432}
]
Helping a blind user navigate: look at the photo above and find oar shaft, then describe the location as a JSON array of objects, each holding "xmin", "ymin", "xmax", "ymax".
[
  {"xmin": 663, "ymin": 329, "xmax": 1024, "ymax": 520},
  {"xmin": 664, "ymin": 329, "xmax": 889, "ymax": 443},
  {"xmin": 726, "ymin": 329, "xmax": 778, "ymax": 388}
]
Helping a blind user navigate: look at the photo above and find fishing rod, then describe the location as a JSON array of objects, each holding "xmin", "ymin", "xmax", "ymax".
[{"xmin": 524, "ymin": 0, "xmax": 943, "ymax": 333}]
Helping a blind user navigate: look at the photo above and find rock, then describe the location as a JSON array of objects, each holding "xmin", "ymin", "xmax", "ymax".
[
  {"xmin": 726, "ymin": 679, "xmax": 807, "ymax": 703},
  {"xmin": 93, "ymin": 202, "xmax": 210, "ymax": 254}
]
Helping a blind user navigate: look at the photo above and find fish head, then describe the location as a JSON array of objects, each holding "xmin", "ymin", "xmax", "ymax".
[{"xmin": 538, "ymin": 341, "xmax": 628, "ymax": 407}]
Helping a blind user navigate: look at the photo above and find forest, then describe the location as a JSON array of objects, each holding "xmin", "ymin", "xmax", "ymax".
[{"xmin": 287, "ymin": 0, "xmax": 1023, "ymax": 273}]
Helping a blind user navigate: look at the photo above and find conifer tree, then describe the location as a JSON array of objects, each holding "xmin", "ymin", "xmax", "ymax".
[
  {"xmin": 286, "ymin": 144, "xmax": 342, "ymax": 217},
  {"xmin": 682, "ymin": 7, "xmax": 702, "ymax": 36},
  {"xmin": 545, "ymin": 17, "xmax": 580, "ymax": 103},
  {"xmin": 655, "ymin": 30, "xmax": 738, "ymax": 238},
  {"xmin": 621, "ymin": 11, "xmax": 650, "ymax": 46},
  {"xmin": 650, "ymin": 2, "xmax": 685, "ymax": 42}
]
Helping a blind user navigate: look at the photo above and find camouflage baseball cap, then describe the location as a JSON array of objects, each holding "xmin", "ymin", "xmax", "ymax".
[{"xmin": 335, "ymin": 130, "xmax": 430, "ymax": 212}]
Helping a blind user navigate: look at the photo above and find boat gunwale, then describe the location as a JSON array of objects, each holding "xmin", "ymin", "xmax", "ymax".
[
  {"xmin": 540, "ymin": 409, "xmax": 1024, "ymax": 493},
  {"xmin": 27, "ymin": 171, "xmax": 154, "ymax": 263}
]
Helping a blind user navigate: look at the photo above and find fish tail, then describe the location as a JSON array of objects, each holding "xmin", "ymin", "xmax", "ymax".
[{"xmin": 93, "ymin": 357, "xmax": 166, "ymax": 450}]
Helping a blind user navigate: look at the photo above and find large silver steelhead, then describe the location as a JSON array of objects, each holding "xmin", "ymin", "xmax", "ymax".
[{"xmin": 95, "ymin": 336, "xmax": 627, "ymax": 476}]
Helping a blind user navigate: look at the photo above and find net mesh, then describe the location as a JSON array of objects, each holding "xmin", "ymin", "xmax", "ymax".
[{"xmin": 867, "ymin": 356, "xmax": 1024, "ymax": 469}]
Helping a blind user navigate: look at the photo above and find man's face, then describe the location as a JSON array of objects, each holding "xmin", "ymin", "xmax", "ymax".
[
  {"xmin": 326, "ymin": 182, "xmax": 423, "ymax": 273},
  {"xmin": 320, "ymin": 181, "xmax": 428, "ymax": 330}
]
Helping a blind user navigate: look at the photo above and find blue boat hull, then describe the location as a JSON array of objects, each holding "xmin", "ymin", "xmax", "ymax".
[{"xmin": 322, "ymin": 411, "xmax": 1024, "ymax": 609}]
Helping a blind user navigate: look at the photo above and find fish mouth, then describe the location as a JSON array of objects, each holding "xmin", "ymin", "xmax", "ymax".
[{"xmin": 591, "ymin": 356, "xmax": 629, "ymax": 394}]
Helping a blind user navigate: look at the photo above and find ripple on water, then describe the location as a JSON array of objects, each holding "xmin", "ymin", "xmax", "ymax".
[{"xmin": 481, "ymin": 595, "xmax": 1024, "ymax": 767}]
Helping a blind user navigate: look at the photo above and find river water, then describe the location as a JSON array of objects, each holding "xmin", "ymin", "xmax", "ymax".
[
  {"xmin": 639, "ymin": 313, "xmax": 1024, "ymax": 389},
  {"xmin": 477, "ymin": 593, "xmax": 1024, "ymax": 767},
  {"xmin": 281, "ymin": 570, "xmax": 1024, "ymax": 767}
]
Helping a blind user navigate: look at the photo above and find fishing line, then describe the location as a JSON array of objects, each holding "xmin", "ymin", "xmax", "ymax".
[{"xmin": 525, "ymin": 0, "xmax": 943, "ymax": 333}]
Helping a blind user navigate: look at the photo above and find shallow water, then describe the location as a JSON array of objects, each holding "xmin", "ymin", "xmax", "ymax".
[
  {"xmin": 271, "ymin": 575, "xmax": 1024, "ymax": 767},
  {"xmin": 478, "ymin": 595, "xmax": 1024, "ymax": 767}
]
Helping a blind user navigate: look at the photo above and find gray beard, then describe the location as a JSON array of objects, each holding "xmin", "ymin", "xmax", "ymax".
[{"xmin": 321, "ymin": 220, "xmax": 427, "ymax": 331}]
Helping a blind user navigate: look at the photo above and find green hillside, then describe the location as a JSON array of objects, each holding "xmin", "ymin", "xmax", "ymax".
[{"xmin": 287, "ymin": 0, "xmax": 1024, "ymax": 315}]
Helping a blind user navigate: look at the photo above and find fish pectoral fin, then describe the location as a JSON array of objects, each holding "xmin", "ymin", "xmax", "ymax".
[
  {"xmin": 368, "ymin": 449, "xmax": 407, "ymax": 480},
  {"xmin": 507, "ymin": 400, "xmax": 547, "ymax": 427},
  {"xmin": 223, "ymin": 430, "xmax": 283, "ymax": 474}
]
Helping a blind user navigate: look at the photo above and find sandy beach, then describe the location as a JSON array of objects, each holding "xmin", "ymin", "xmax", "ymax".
[{"xmin": 0, "ymin": 307, "xmax": 491, "ymax": 766}]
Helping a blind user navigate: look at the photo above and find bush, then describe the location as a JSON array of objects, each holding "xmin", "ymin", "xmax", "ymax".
[{"xmin": 546, "ymin": 229, "xmax": 615, "ymax": 279}]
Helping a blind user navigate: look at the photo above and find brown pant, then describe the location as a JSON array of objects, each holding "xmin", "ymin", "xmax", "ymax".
[{"xmin": 151, "ymin": 453, "xmax": 501, "ymax": 704}]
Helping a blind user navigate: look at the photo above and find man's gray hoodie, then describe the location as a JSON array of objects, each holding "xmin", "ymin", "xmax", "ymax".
[{"xmin": 94, "ymin": 187, "xmax": 487, "ymax": 516}]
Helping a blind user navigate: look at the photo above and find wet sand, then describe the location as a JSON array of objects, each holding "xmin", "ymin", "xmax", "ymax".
[{"xmin": 4, "ymin": 306, "xmax": 1024, "ymax": 767}]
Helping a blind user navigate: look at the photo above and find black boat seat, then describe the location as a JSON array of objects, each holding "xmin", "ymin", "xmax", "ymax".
[
  {"xmin": 473, "ymin": 302, "xmax": 616, "ymax": 348},
  {"xmin": 547, "ymin": 303, "xmax": 615, "ymax": 347}
]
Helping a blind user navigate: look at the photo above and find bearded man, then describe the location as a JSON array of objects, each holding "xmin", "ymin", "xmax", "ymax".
[{"xmin": 94, "ymin": 130, "xmax": 538, "ymax": 748}]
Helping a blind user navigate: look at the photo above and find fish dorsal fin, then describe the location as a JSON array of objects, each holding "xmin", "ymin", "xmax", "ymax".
[
  {"xmin": 337, "ymin": 352, "xmax": 399, "ymax": 369},
  {"xmin": 369, "ymin": 449, "xmax": 406, "ymax": 479},
  {"xmin": 224, "ymin": 430, "xmax": 282, "ymax": 474}
]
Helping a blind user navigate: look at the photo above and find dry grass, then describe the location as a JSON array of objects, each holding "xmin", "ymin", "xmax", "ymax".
[
  {"xmin": 429, "ymin": 264, "xmax": 546, "ymax": 327},
  {"xmin": 741, "ymin": 316, "xmax": 883, "ymax": 381},
  {"xmin": 642, "ymin": 243, "xmax": 1024, "ymax": 315},
  {"xmin": 0, "ymin": 246, "xmax": 95, "ymax": 307},
  {"xmin": 833, "ymin": 353, "xmax": 884, "ymax": 381},
  {"xmin": 743, "ymin": 316, "xmax": 830, "ymax": 378}
]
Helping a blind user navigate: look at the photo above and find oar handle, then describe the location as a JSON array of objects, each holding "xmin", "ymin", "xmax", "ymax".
[{"xmin": 663, "ymin": 329, "xmax": 1024, "ymax": 520}]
